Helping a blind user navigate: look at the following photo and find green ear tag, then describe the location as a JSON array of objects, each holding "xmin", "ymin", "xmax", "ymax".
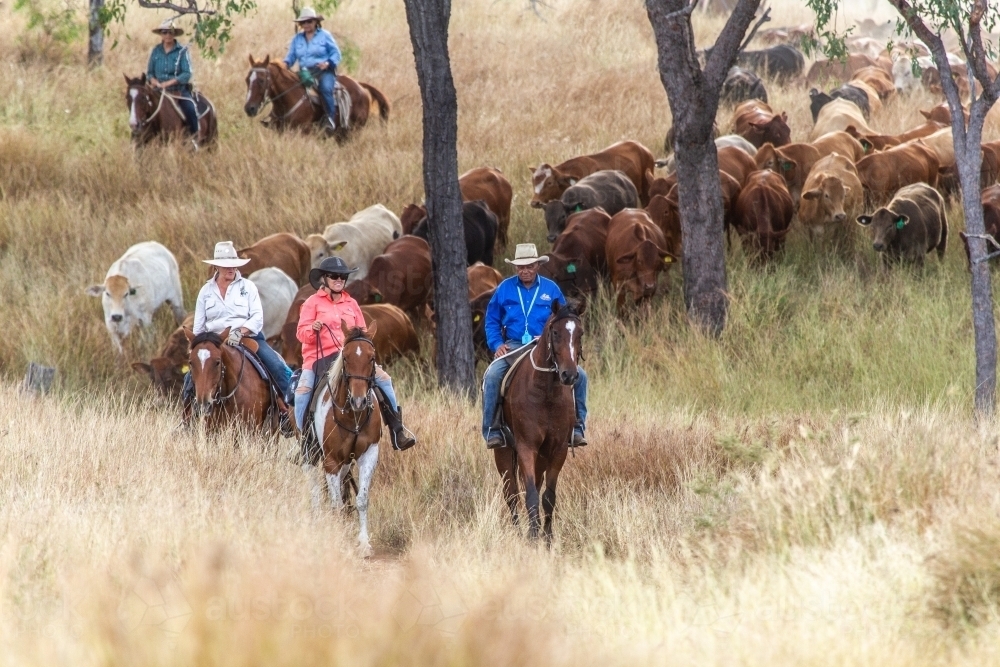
[
  {"xmin": 895, "ymin": 218, "xmax": 905, "ymax": 230},
  {"xmin": 573, "ymin": 205, "xmax": 584, "ymax": 213},
  {"xmin": 374, "ymin": 294, "xmax": 382, "ymax": 303},
  {"xmin": 566, "ymin": 263, "xmax": 577, "ymax": 273},
  {"xmin": 128, "ymin": 288, "xmax": 137, "ymax": 295},
  {"xmin": 781, "ymin": 162, "xmax": 792, "ymax": 172}
]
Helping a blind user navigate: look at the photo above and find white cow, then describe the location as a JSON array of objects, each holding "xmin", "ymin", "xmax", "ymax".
[
  {"xmin": 656, "ymin": 135, "xmax": 757, "ymax": 176},
  {"xmin": 892, "ymin": 52, "xmax": 965, "ymax": 93},
  {"xmin": 86, "ymin": 241, "xmax": 185, "ymax": 353},
  {"xmin": 305, "ymin": 204, "xmax": 402, "ymax": 282},
  {"xmin": 247, "ymin": 267, "xmax": 297, "ymax": 340}
]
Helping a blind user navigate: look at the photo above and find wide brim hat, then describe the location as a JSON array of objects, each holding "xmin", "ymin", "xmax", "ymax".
[
  {"xmin": 309, "ymin": 256, "xmax": 358, "ymax": 289},
  {"xmin": 203, "ymin": 241, "xmax": 251, "ymax": 268},
  {"xmin": 294, "ymin": 6, "xmax": 324, "ymax": 22},
  {"xmin": 152, "ymin": 19, "xmax": 184, "ymax": 35},
  {"xmin": 504, "ymin": 243, "xmax": 550, "ymax": 266}
]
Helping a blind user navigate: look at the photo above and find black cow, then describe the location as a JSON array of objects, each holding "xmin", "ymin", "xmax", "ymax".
[
  {"xmin": 542, "ymin": 170, "xmax": 638, "ymax": 243},
  {"xmin": 856, "ymin": 183, "xmax": 948, "ymax": 266},
  {"xmin": 721, "ymin": 67, "xmax": 768, "ymax": 106},
  {"xmin": 412, "ymin": 200, "xmax": 497, "ymax": 266},
  {"xmin": 809, "ymin": 84, "xmax": 871, "ymax": 122},
  {"xmin": 706, "ymin": 44, "xmax": 805, "ymax": 81},
  {"xmin": 469, "ymin": 287, "xmax": 495, "ymax": 361}
]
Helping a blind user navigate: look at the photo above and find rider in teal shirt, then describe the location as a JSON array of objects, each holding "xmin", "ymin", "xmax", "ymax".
[{"xmin": 146, "ymin": 20, "xmax": 198, "ymax": 138}]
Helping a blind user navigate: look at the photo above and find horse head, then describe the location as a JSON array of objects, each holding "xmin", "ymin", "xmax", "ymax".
[
  {"xmin": 244, "ymin": 54, "xmax": 272, "ymax": 117},
  {"xmin": 184, "ymin": 328, "xmax": 228, "ymax": 417},
  {"xmin": 340, "ymin": 320, "xmax": 378, "ymax": 412},
  {"xmin": 124, "ymin": 74, "xmax": 156, "ymax": 135},
  {"xmin": 542, "ymin": 300, "xmax": 585, "ymax": 387}
]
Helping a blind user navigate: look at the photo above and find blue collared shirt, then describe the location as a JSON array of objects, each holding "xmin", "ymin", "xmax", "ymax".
[
  {"xmin": 284, "ymin": 29, "xmax": 342, "ymax": 70},
  {"xmin": 147, "ymin": 43, "xmax": 193, "ymax": 91},
  {"xmin": 485, "ymin": 276, "xmax": 566, "ymax": 354}
]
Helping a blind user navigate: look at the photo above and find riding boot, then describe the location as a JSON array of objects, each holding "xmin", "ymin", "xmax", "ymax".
[
  {"xmin": 487, "ymin": 402, "xmax": 509, "ymax": 449},
  {"xmin": 374, "ymin": 387, "xmax": 416, "ymax": 451},
  {"xmin": 324, "ymin": 115, "xmax": 337, "ymax": 137}
]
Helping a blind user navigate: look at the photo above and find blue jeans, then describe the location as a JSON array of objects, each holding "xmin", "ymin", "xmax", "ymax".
[
  {"xmin": 481, "ymin": 340, "xmax": 587, "ymax": 441},
  {"xmin": 181, "ymin": 333, "xmax": 292, "ymax": 401},
  {"xmin": 174, "ymin": 92, "xmax": 198, "ymax": 136},
  {"xmin": 294, "ymin": 365, "xmax": 398, "ymax": 431},
  {"xmin": 310, "ymin": 68, "xmax": 337, "ymax": 122}
]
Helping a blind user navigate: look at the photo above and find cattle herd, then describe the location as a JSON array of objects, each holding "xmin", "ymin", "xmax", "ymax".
[{"xmin": 91, "ymin": 22, "xmax": 1000, "ymax": 400}]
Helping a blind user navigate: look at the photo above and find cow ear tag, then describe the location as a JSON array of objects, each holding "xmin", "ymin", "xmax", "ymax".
[
  {"xmin": 663, "ymin": 256, "xmax": 673, "ymax": 264},
  {"xmin": 473, "ymin": 314, "xmax": 481, "ymax": 322},
  {"xmin": 128, "ymin": 288, "xmax": 137, "ymax": 296},
  {"xmin": 781, "ymin": 162, "xmax": 792, "ymax": 172},
  {"xmin": 374, "ymin": 294, "xmax": 382, "ymax": 303},
  {"xmin": 566, "ymin": 263, "xmax": 577, "ymax": 273},
  {"xmin": 896, "ymin": 217, "xmax": 906, "ymax": 230},
  {"xmin": 181, "ymin": 365, "xmax": 190, "ymax": 374}
]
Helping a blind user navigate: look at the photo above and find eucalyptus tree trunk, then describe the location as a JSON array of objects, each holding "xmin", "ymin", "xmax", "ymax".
[
  {"xmin": 646, "ymin": 0, "xmax": 762, "ymax": 336},
  {"xmin": 88, "ymin": 0, "xmax": 104, "ymax": 66},
  {"xmin": 403, "ymin": 0, "xmax": 476, "ymax": 395}
]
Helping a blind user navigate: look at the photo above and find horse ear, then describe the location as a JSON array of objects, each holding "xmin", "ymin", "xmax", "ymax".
[
  {"xmin": 140, "ymin": 73, "xmax": 147, "ymax": 84},
  {"xmin": 551, "ymin": 300, "xmax": 561, "ymax": 315},
  {"xmin": 366, "ymin": 320, "xmax": 378, "ymax": 339},
  {"xmin": 341, "ymin": 319, "xmax": 352, "ymax": 337},
  {"xmin": 183, "ymin": 327, "xmax": 194, "ymax": 342},
  {"xmin": 248, "ymin": 53, "xmax": 254, "ymax": 65},
  {"xmin": 572, "ymin": 298, "xmax": 587, "ymax": 317},
  {"xmin": 220, "ymin": 327, "xmax": 231, "ymax": 341},
  {"xmin": 124, "ymin": 74, "xmax": 130, "ymax": 84},
  {"xmin": 264, "ymin": 54, "xmax": 270, "ymax": 65}
]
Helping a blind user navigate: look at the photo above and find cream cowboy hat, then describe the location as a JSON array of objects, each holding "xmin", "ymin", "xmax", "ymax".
[
  {"xmin": 504, "ymin": 243, "xmax": 549, "ymax": 266},
  {"xmin": 152, "ymin": 19, "xmax": 184, "ymax": 36},
  {"xmin": 294, "ymin": 6, "xmax": 324, "ymax": 22},
  {"xmin": 202, "ymin": 241, "xmax": 251, "ymax": 268}
]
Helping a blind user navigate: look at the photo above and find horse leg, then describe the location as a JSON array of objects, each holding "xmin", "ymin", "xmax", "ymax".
[
  {"xmin": 542, "ymin": 447, "xmax": 568, "ymax": 547},
  {"xmin": 325, "ymin": 464, "xmax": 350, "ymax": 512},
  {"xmin": 518, "ymin": 448, "xmax": 541, "ymax": 540},
  {"xmin": 354, "ymin": 444, "xmax": 379, "ymax": 557},
  {"xmin": 493, "ymin": 448, "xmax": 519, "ymax": 525},
  {"xmin": 301, "ymin": 464, "xmax": 324, "ymax": 512}
]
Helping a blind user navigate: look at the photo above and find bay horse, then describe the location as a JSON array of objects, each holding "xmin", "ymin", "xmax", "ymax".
[
  {"xmin": 496, "ymin": 301, "xmax": 585, "ymax": 544},
  {"xmin": 184, "ymin": 328, "xmax": 280, "ymax": 435},
  {"xmin": 308, "ymin": 320, "xmax": 383, "ymax": 555},
  {"xmin": 243, "ymin": 55, "xmax": 390, "ymax": 137},
  {"xmin": 124, "ymin": 74, "xmax": 218, "ymax": 148}
]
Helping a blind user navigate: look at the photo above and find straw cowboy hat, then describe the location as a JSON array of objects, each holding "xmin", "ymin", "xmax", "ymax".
[
  {"xmin": 294, "ymin": 6, "xmax": 324, "ymax": 22},
  {"xmin": 202, "ymin": 241, "xmax": 250, "ymax": 268},
  {"xmin": 152, "ymin": 19, "xmax": 184, "ymax": 36},
  {"xmin": 504, "ymin": 243, "xmax": 550, "ymax": 266}
]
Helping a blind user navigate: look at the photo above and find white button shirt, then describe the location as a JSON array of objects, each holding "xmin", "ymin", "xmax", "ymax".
[{"xmin": 193, "ymin": 272, "xmax": 264, "ymax": 336}]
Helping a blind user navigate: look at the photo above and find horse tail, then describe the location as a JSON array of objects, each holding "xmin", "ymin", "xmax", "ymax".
[{"xmin": 360, "ymin": 83, "xmax": 391, "ymax": 122}]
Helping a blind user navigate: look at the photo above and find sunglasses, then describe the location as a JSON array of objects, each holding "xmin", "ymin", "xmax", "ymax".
[{"xmin": 324, "ymin": 274, "xmax": 348, "ymax": 281}]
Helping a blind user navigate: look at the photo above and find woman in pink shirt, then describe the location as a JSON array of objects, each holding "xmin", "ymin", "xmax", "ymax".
[{"xmin": 294, "ymin": 256, "xmax": 416, "ymax": 451}]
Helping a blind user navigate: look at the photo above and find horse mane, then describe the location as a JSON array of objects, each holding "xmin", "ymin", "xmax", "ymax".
[
  {"xmin": 551, "ymin": 302, "xmax": 581, "ymax": 323},
  {"xmin": 191, "ymin": 331, "xmax": 223, "ymax": 348},
  {"xmin": 269, "ymin": 61, "xmax": 299, "ymax": 85}
]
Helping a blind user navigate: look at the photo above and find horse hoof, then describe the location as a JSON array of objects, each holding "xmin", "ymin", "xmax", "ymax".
[{"xmin": 357, "ymin": 541, "xmax": 373, "ymax": 558}]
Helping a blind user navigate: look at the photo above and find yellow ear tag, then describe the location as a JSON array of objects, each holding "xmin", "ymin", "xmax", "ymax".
[
  {"xmin": 473, "ymin": 314, "xmax": 481, "ymax": 322},
  {"xmin": 663, "ymin": 257, "xmax": 673, "ymax": 264},
  {"xmin": 181, "ymin": 365, "xmax": 190, "ymax": 374}
]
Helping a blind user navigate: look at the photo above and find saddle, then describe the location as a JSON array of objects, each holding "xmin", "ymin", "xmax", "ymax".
[
  {"xmin": 491, "ymin": 342, "xmax": 537, "ymax": 448},
  {"xmin": 303, "ymin": 83, "xmax": 351, "ymax": 130},
  {"xmin": 236, "ymin": 344, "xmax": 287, "ymax": 427},
  {"xmin": 193, "ymin": 91, "xmax": 213, "ymax": 119}
]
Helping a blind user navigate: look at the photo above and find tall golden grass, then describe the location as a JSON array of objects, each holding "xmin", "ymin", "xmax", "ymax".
[{"xmin": 4, "ymin": 0, "xmax": 1000, "ymax": 663}]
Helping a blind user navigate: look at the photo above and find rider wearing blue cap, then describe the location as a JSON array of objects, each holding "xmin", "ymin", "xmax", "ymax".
[{"xmin": 481, "ymin": 243, "xmax": 588, "ymax": 449}]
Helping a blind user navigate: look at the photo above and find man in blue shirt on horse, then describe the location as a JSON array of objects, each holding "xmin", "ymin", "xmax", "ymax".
[
  {"xmin": 482, "ymin": 243, "xmax": 588, "ymax": 449},
  {"xmin": 284, "ymin": 7, "xmax": 342, "ymax": 136}
]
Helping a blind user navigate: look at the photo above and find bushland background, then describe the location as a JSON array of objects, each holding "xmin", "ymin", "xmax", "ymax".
[{"xmin": 4, "ymin": 0, "xmax": 1000, "ymax": 664}]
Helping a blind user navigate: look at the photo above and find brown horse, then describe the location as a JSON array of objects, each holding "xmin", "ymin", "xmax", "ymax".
[
  {"xmin": 124, "ymin": 74, "xmax": 218, "ymax": 148},
  {"xmin": 307, "ymin": 321, "xmax": 383, "ymax": 555},
  {"xmin": 184, "ymin": 328, "xmax": 280, "ymax": 434},
  {"xmin": 496, "ymin": 301, "xmax": 584, "ymax": 543},
  {"xmin": 243, "ymin": 55, "xmax": 390, "ymax": 136}
]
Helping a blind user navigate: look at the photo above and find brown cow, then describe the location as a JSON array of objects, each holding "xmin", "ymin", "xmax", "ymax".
[
  {"xmin": 468, "ymin": 262, "xmax": 502, "ymax": 299},
  {"xmin": 798, "ymin": 153, "xmax": 863, "ymax": 240},
  {"xmin": 920, "ymin": 102, "xmax": 968, "ymax": 125},
  {"xmin": 717, "ymin": 145, "xmax": 757, "ymax": 187},
  {"xmin": 939, "ymin": 146, "xmax": 1000, "ymax": 202},
  {"xmin": 844, "ymin": 78, "xmax": 884, "ymax": 116},
  {"xmin": 960, "ymin": 184, "xmax": 1000, "ymax": 268},
  {"xmin": 851, "ymin": 66, "xmax": 895, "ymax": 101},
  {"xmin": 132, "ymin": 313, "xmax": 196, "ymax": 398},
  {"xmin": 238, "ymin": 233, "xmax": 312, "ymax": 285},
  {"xmin": 856, "ymin": 141, "xmax": 940, "ymax": 205},
  {"xmin": 731, "ymin": 100, "xmax": 791, "ymax": 148},
  {"xmin": 279, "ymin": 284, "xmax": 317, "ymax": 369},
  {"xmin": 460, "ymin": 167, "xmax": 513, "ymax": 248},
  {"xmin": 810, "ymin": 98, "xmax": 873, "ymax": 141},
  {"xmin": 400, "ymin": 203, "xmax": 425, "ymax": 235},
  {"xmin": 806, "ymin": 54, "xmax": 877, "ymax": 84},
  {"xmin": 346, "ymin": 236, "xmax": 433, "ymax": 319},
  {"xmin": 540, "ymin": 208, "xmax": 611, "ymax": 297},
  {"xmin": 530, "ymin": 140, "xmax": 655, "ymax": 207},
  {"xmin": 755, "ymin": 142, "xmax": 821, "ymax": 204},
  {"xmin": 605, "ymin": 209, "xmax": 674, "ymax": 309},
  {"xmin": 856, "ymin": 183, "xmax": 948, "ymax": 266},
  {"xmin": 846, "ymin": 121, "xmax": 947, "ymax": 153},
  {"xmin": 360, "ymin": 303, "xmax": 420, "ymax": 364},
  {"xmin": 732, "ymin": 170, "xmax": 794, "ymax": 261},
  {"xmin": 645, "ymin": 194, "xmax": 683, "ymax": 259},
  {"xmin": 811, "ymin": 130, "xmax": 866, "ymax": 162},
  {"xmin": 648, "ymin": 174, "xmax": 675, "ymax": 199}
]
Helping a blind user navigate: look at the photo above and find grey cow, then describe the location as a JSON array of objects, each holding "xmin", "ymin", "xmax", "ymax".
[{"xmin": 542, "ymin": 169, "xmax": 638, "ymax": 243}]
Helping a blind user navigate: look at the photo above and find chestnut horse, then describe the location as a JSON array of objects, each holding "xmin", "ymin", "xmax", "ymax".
[
  {"xmin": 495, "ymin": 301, "xmax": 584, "ymax": 543},
  {"xmin": 184, "ymin": 328, "xmax": 279, "ymax": 434},
  {"xmin": 124, "ymin": 74, "xmax": 217, "ymax": 148},
  {"xmin": 243, "ymin": 55, "xmax": 390, "ymax": 136},
  {"xmin": 307, "ymin": 321, "xmax": 383, "ymax": 555}
]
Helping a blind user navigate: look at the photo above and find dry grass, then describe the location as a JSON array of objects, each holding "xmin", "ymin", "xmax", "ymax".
[{"xmin": 5, "ymin": 0, "xmax": 1000, "ymax": 664}]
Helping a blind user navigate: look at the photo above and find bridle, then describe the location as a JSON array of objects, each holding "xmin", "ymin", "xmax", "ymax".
[
  {"xmin": 248, "ymin": 66, "xmax": 309, "ymax": 122},
  {"xmin": 529, "ymin": 313, "xmax": 582, "ymax": 375},
  {"xmin": 128, "ymin": 84, "xmax": 162, "ymax": 137},
  {"xmin": 192, "ymin": 340, "xmax": 246, "ymax": 409},
  {"xmin": 323, "ymin": 335, "xmax": 378, "ymax": 436}
]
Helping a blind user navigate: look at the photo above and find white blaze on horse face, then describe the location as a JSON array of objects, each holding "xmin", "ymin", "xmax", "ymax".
[
  {"xmin": 355, "ymin": 346, "xmax": 361, "ymax": 357},
  {"xmin": 565, "ymin": 320, "xmax": 576, "ymax": 362},
  {"xmin": 197, "ymin": 348, "xmax": 211, "ymax": 370},
  {"xmin": 246, "ymin": 71, "xmax": 257, "ymax": 104},
  {"xmin": 129, "ymin": 89, "xmax": 139, "ymax": 129}
]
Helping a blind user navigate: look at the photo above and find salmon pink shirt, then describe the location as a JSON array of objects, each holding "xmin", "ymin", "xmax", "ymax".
[{"xmin": 296, "ymin": 290, "xmax": 367, "ymax": 370}]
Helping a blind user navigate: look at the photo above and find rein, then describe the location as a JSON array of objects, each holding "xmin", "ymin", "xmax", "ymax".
[
  {"xmin": 131, "ymin": 86, "xmax": 190, "ymax": 135},
  {"xmin": 320, "ymin": 334, "xmax": 378, "ymax": 436},
  {"xmin": 529, "ymin": 314, "xmax": 581, "ymax": 373},
  {"xmin": 195, "ymin": 341, "xmax": 247, "ymax": 408},
  {"xmin": 251, "ymin": 66, "xmax": 310, "ymax": 122}
]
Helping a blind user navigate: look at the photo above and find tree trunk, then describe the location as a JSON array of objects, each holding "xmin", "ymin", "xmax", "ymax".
[
  {"xmin": 403, "ymin": 0, "xmax": 476, "ymax": 395},
  {"xmin": 646, "ymin": 0, "xmax": 761, "ymax": 335},
  {"xmin": 88, "ymin": 0, "xmax": 104, "ymax": 66}
]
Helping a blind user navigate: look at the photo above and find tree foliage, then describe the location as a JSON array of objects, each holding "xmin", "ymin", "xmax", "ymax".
[{"xmin": 99, "ymin": 0, "xmax": 257, "ymax": 57}]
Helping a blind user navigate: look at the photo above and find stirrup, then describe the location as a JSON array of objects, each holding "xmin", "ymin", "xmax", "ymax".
[
  {"xmin": 571, "ymin": 429, "xmax": 588, "ymax": 448},
  {"xmin": 388, "ymin": 405, "xmax": 416, "ymax": 451},
  {"xmin": 486, "ymin": 432, "xmax": 506, "ymax": 450}
]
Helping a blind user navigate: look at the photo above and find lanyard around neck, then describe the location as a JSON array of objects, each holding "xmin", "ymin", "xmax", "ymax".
[{"xmin": 517, "ymin": 282, "xmax": 540, "ymax": 335}]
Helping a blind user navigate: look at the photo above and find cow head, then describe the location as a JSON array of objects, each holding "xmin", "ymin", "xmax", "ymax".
[
  {"xmin": 530, "ymin": 164, "xmax": 576, "ymax": 208},
  {"xmin": 808, "ymin": 88, "xmax": 833, "ymax": 122},
  {"xmin": 543, "ymin": 200, "xmax": 572, "ymax": 243},
  {"xmin": 801, "ymin": 176, "xmax": 852, "ymax": 229},
  {"xmin": 86, "ymin": 275, "xmax": 139, "ymax": 344},
  {"xmin": 345, "ymin": 279, "xmax": 383, "ymax": 305},
  {"xmin": 400, "ymin": 203, "xmax": 427, "ymax": 235},
  {"xmin": 615, "ymin": 230, "xmax": 674, "ymax": 304},
  {"xmin": 857, "ymin": 208, "xmax": 908, "ymax": 252},
  {"xmin": 132, "ymin": 357, "xmax": 187, "ymax": 399},
  {"xmin": 750, "ymin": 113, "xmax": 791, "ymax": 147},
  {"xmin": 305, "ymin": 234, "xmax": 348, "ymax": 268},
  {"xmin": 540, "ymin": 253, "xmax": 599, "ymax": 298}
]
